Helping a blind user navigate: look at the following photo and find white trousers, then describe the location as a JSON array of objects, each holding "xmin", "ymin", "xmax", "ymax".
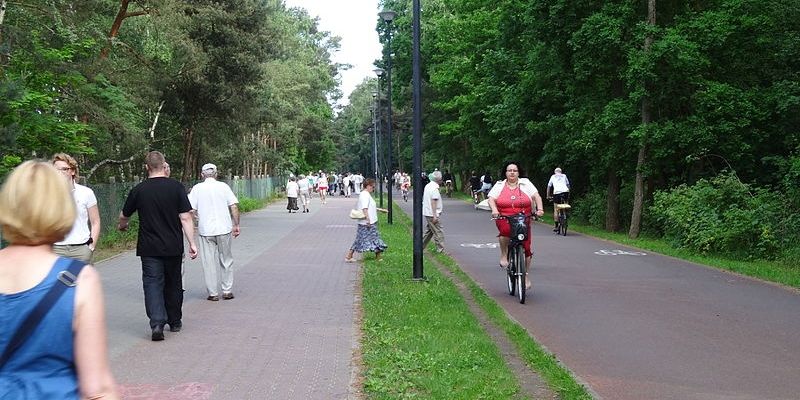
[{"xmin": 199, "ymin": 233, "xmax": 234, "ymax": 296}]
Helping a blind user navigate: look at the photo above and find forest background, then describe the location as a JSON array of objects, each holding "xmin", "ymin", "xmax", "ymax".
[{"xmin": 1, "ymin": 0, "xmax": 799, "ymax": 263}]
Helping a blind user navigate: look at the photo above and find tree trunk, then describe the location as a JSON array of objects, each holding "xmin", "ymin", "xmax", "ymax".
[
  {"xmin": 181, "ymin": 125, "xmax": 194, "ymax": 182},
  {"xmin": 605, "ymin": 169, "xmax": 620, "ymax": 232},
  {"xmin": 101, "ymin": 0, "xmax": 130, "ymax": 59},
  {"xmin": 629, "ymin": 0, "xmax": 655, "ymax": 239}
]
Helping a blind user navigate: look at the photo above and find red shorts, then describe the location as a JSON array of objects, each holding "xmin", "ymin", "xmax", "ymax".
[{"xmin": 495, "ymin": 219, "xmax": 532, "ymax": 257}]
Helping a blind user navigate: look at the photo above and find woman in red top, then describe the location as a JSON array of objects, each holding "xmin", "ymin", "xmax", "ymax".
[{"xmin": 488, "ymin": 161, "xmax": 545, "ymax": 289}]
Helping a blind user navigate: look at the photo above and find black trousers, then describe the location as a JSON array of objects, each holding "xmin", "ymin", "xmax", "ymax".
[{"xmin": 141, "ymin": 256, "xmax": 183, "ymax": 328}]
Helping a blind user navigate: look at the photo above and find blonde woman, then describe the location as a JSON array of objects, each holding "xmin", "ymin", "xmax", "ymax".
[
  {"xmin": 0, "ymin": 161, "xmax": 119, "ymax": 399},
  {"xmin": 52, "ymin": 153, "xmax": 101, "ymax": 263}
]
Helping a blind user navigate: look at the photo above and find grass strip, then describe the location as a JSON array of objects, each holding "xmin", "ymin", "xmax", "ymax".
[
  {"xmin": 93, "ymin": 194, "xmax": 282, "ymax": 263},
  {"xmin": 360, "ymin": 208, "xmax": 523, "ymax": 399},
  {"xmin": 431, "ymin": 251, "xmax": 592, "ymax": 399}
]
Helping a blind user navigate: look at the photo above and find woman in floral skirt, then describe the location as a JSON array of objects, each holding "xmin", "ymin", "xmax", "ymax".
[{"xmin": 345, "ymin": 178, "xmax": 387, "ymax": 262}]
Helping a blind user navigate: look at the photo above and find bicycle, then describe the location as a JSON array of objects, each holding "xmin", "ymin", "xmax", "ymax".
[
  {"xmin": 444, "ymin": 180, "xmax": 453, "ymax": 198},
  {"xmin": 471, "ymin": 188, "xmax": 481, "ymax": 207},
  {"xmin": 401, "ymin": 184, "xmax": 410, "ymax": 202},
  {"xmin": 493, "ymin": 213, "xmax": 534, "ymax": 304},
  {"xmin": 554, "ymin": 203, "xmax": 570, "ymax": 236}
]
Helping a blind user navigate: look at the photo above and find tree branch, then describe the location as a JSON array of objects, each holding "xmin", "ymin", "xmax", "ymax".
[{"xmin": 84, "ymin": 154, "xmax": 138, "ymax": 182}]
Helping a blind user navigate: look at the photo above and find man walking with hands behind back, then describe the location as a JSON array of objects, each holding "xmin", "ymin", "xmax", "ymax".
[
  {"xmin": 188, "ymin": 163, "xmax": 240, "ymax": 302},
  {"xmin": 119, "ymin": 151, "xmax": 197, "ymax": 341},
  {"xmin": 422, "ymin": 170, "xmax": 445, "ymax": 253}
]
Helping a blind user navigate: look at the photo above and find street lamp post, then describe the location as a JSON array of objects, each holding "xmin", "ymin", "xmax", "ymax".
[
  {"xmin": 373, "ymin": 68, "xmax": 385, "ymax": 207},
  {"xmin": 411, "ymin": 0, "xmax": 424, "ymax": 280},
  {"xmin": 371, "ymin": 91, "xmax": 379, "ymax": 187},
  {"xmin": 379, "ymin": 10, "xmax": 396, "ymax": 225}
]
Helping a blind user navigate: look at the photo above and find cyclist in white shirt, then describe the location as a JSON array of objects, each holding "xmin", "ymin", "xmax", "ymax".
[{"xmin": 546, "ymin": 167, "xmax": 571, "ymax": 232}]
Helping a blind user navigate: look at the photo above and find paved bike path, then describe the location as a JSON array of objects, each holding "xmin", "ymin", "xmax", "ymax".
[
  {"xmin": 96, "ymin": 195, "xmax": 362, "ymax": 399},
  {"xmin": 396, "ymin": 191, "xmax": 800, "ymax": 400}
]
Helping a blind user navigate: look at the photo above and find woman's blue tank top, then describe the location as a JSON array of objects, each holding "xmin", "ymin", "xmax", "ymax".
[{"xmin": 0, "ymin": 257, "xmax": 79, "ymax": 399}]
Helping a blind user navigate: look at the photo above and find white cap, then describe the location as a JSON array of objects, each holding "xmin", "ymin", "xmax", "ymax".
[
  {"xmin": 201, "ymin": 163, "xmax": 217, "ymax": 173},
  {"xmin": 554, "ymin": 167, "xmax": 562, "ymax": 174}
]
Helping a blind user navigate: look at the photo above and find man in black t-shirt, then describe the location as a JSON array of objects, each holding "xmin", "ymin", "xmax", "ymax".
[{"xmin": 119, "ymin": 151, "xmax": 198, "ymax": 341}]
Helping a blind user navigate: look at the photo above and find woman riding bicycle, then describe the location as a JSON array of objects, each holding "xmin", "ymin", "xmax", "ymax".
[{"xmin": 488, "ymin": 161, "xmax": 544, "ymax": 289}]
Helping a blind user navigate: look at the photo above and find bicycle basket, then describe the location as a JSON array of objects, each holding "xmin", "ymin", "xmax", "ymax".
[{"xmin": 508, "ymin": 214, "xmax": 528, "ymax": 241}]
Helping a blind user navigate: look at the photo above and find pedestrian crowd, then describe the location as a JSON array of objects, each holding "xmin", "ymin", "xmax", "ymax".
[{"xmin": 0, "ymin": 150, "xmax": 565, "ymax": 399}]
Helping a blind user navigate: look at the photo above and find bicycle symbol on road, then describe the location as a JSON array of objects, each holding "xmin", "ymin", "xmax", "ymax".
[
  {"xmin": 594, "ymin": 249, "xmax": 647, "ymax": 256},
  {"xmin": 461, "ymin": 243, "xmax": 499, "ymax": 249}
]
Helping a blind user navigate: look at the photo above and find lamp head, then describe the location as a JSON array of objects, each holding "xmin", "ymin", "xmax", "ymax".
[
  {"xmin": 379, "ymin": 10, "xmax": 397, "ymax": 23},
  {"xmin": 373, "ymin": 67, "xmax": 385, "ymax": 77}
]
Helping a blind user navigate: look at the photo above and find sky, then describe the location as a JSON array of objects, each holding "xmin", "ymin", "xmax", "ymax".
[{"xmin": 282, "ymin": 0, "xmax": 383, "ymax": 108}]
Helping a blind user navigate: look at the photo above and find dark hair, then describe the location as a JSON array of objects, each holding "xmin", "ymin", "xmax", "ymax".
[{"xmin": 500, "ymin": 161, "xmax": 526, "ymax": 180}]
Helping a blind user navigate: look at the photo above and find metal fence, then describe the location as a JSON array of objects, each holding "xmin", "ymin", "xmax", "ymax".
[
  {"xmin": 89, "ymin": 176, "xmax": 285, "ymax": 238},
  {"xmin": 1, "ymin": 175, "xmax": 286, "ymax": 247}
]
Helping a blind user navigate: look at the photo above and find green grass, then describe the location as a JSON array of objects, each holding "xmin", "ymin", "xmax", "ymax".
[
  {"xmin": 361, "ymin": 209, "xmax": 522, "ymax": 399},
  {"xmin": 93, "ymin": 193, "xmax": 282, "ymax": 262}
]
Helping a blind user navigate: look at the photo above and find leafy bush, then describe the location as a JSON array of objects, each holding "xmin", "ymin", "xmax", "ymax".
[
  {"xmin": 650, "ymin": 173, "xmax": 791, "ymax": 259},
  {"xmin": 238, "ymin": 196, "xmax": 265, "ymax": 212}
]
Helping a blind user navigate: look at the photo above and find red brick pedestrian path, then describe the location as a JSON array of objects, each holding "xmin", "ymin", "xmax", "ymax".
[{"xmin": 97, "ymin": 195, "xmax": 363, "ymax": 399}]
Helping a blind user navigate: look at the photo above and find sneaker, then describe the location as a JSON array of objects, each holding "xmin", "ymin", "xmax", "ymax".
[
  {"xmin": 207, "ymin": 295, "xmax": 220, "ymax": 301},
  {"xmin": 222, "ymin": 292, "xmax": 235, "ymax": 300},
  {"xmin": 151, "ymin": 325, "xmax": 165, "ymax": 341}
]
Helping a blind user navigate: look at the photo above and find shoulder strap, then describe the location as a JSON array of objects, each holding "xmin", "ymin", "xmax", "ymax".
[{"xmin": 0, "ymin": 259, "xmax": 86, "ymax": 369}]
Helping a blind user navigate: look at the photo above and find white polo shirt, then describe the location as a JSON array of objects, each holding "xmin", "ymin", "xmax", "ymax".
[
  {"xmin": 547, "ymin": 173, "xmax": 570, "ymax": 194},
  {"xmin": 188, "ymin": 178, "xmax": 239, "ymax": 236},
  {"xmin": 55, "ymin": 184, "xmax": 97, "ymax": 245},
  {"xmin": 488, "ymin": 178, "xmax": 539, "ymax": 199},
  {"xmin": 422, "ymin": 181, "xmax": 442, "ymax": 217}
]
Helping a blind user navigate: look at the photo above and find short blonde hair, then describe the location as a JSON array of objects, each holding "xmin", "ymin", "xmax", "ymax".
[
  {"xmin": 52, "ymin": 152, "xmax": 79, "ymax": 178},
  {"xmin": 0, "ymin": 161, "xmax": 76, "ymax": 245}
]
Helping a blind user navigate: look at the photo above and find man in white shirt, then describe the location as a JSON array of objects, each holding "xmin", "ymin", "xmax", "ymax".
[
  {"xmin": 188, "ymin": 163, "xmax": 240, "ymax": 301},
  {"xmin": 546, "ymin": 167, "xmax": 571, "ymax": 231},
  {"xmin": 422, "ymin": 170, "xmax": 445, "ymax": 253},
  {"xmin": 352, "ymin": 172, "xmax": 364, "ymax": 194}
]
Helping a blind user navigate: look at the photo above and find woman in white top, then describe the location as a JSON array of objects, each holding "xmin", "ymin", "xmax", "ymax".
[
  {"xmin": 345, "ymin": 178, "xmax": 388, "ymax": 262},
  {"xmin": 51, "ymin": 153, "xmax": 101, "ymax": 263},
  {"xmin": 487, "ymin": 161, "xmax": 544, "ymax": 289}
]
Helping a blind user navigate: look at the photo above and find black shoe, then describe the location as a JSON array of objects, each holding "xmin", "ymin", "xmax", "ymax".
[
  {"xmin": 151, "ymin": 325, "xmax": 165, "ymax": 341},
  {"xmin": 168, "ymin": 321, "xmax": 182, "ymax": 332}
]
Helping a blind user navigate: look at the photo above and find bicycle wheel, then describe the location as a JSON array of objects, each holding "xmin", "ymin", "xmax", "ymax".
[
  {"xmin": 559, "ymin": 211, "xmax": 568, "ymax": 236},
  {"xmin": 506, "ymin": 246, "xmax": 516, "ymax": 296},
  {"xmin": 515, "ymin": 245, "xmax": 527, "ymax": 304}
]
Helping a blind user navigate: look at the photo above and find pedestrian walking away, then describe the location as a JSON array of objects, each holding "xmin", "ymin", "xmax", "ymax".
[
  {"xmin": 118, "ymin": 151, "xmax": 198, "ymax": 341},
  {"xmin": 286, "ymin": 176, "xmax": 300, "ymax": 213},
  {"xmin": 345, "ymin": 178, "xmax": 388, "ymax": 262},
  {"xmin": 297, "ymin": 174, "xmax": 311, "ymax": 213},
  {"xmin": 422, "ymin": 170, "xmax": 445, "ymax": 253},
  {"xmin": 51, "ymin": 153, "xmax": 101, "ymax": 263},
  {"xmin": 189, "ymin": 163, "xmax": 241, "ymax": 302},
  {"xmin": 0, "ymin": 161, "xmax": 119, "ymax": 399}
]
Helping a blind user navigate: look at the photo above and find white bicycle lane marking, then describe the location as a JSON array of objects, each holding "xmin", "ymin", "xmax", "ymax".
[
  {"xmin": 460, "ymin": 243, "xmax": 499, "ymax": 249},
  {"xmin": 594, "ymin": 249, "xmax": 647, "ymax": 256}
]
